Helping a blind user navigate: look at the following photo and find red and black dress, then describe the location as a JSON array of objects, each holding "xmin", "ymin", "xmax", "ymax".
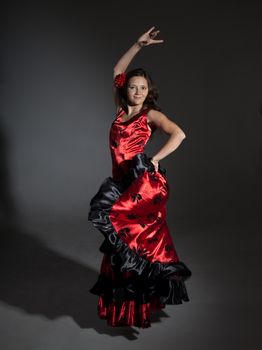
[{"xmin": 88, "ymin": 79, "xmax": 192, "ymax": 328}]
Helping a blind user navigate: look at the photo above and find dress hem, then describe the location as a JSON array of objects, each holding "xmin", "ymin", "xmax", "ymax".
[{"xmin": 88, "ymin": 153, "xmax": 192, "ymax": 315}]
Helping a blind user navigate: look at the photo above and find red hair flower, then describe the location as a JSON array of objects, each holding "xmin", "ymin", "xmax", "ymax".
[{"xmin": 114, "ymin": 72, "xmax": 126, "ymax": 88}]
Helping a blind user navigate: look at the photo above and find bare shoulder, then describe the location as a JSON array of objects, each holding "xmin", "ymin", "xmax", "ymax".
[
  {"xmin": 147, "ymin": 109, "xmax": 186, "ymax": 137},
  {"xmin": 147, "ymin": 109, "xmax": 166, "ymax": 121}
]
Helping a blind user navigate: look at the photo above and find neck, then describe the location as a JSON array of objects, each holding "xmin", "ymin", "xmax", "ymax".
[{"xmin": 127, "ymin": 104, "xmax": 144, "ymax": 116}]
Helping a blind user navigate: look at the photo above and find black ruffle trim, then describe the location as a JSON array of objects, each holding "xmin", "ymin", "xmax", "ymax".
[
  {"xmin": 89, "ymin": 272, "xmax": 189, "ymax": 305},
  {"xmin": 88, "ymin": 152, "xmax": 192, "ymax": 304}
]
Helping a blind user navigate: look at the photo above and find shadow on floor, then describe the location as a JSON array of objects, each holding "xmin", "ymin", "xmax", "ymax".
[{"xmin": 0, "ymin": 220, "xmax": 170, "ymax": 340}]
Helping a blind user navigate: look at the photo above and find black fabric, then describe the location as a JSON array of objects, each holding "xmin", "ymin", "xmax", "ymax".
[
  {"xmin": 89, "ymin": 272, "xmax": 190, "ymax": 304},
  {"xmin": 88, "ymin": 152, "xmax": 192, "ymax": 304}
]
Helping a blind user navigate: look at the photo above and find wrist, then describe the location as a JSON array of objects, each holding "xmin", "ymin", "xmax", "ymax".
[
  {"xmin": 151, "ymin": 157, "xmax": 159, "ymax": 162},
  {"xmin": 135, "ymin": 41, "xmax": 144, "ymax": 49}
]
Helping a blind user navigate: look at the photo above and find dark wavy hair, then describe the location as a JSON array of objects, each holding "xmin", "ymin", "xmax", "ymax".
[{"xmin": 117, "ymin": 68, "xmax": 161, "ymax": 113}]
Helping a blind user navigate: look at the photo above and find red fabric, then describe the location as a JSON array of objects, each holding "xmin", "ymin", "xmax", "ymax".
[
  {"xmin": 98, "ymin": 254, "xmax": 166, "ymax": 328},
  {"xmin": 98, "ymin": 295, "xmax": 165, "ymax": 328},
  {"xmin": 98, "ymin": 108, "xmax": 179, "ymax": 327},
  {"xmin": 109, "ymin": 108, "xmax": 152, "ymax": 181}
]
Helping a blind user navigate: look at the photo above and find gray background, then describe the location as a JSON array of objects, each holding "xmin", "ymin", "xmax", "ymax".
[{"xmin": 1, "ymin": 0, "xmax": 261, "ymax": 349}]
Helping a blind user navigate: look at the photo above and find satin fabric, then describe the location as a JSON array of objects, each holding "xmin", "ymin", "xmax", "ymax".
[
  {"xmin": 89, "ymin": 108, "xmax": 191, "ymax": 328},
  {"xmin": 109, "ymin": 108, "xmax": 153, "ymax": 181},
  {"xmin": 110, "ymin": 108, "xmax": 179, "ymax": 264}
]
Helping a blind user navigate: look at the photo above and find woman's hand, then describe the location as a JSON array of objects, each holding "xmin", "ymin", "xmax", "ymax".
[
  {"xmin": 137, "ymin": 26, "xmax": 164, "ymax": 48},
  {"xmin": 150, "ymin": 159, "xmax": 159, "ymax": 172}
]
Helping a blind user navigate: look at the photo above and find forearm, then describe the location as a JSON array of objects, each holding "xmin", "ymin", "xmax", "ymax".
[
  {"xmin": 114, "ymin": 42, "xmax": 142, "ymax": 73},
  {"xmin": 152, "ymin": 132, "xmax": 186, "ymax": 162}
]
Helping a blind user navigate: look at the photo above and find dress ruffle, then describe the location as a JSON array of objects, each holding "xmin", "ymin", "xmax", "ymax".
[{"xmin": 88, "ymin": 153, "xmax": 191, "ymax": 327}]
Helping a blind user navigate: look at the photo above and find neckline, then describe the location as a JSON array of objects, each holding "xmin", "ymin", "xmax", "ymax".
[{"xmin": 117, "ymin": 108, "xmax": 149, "ymax": 125}]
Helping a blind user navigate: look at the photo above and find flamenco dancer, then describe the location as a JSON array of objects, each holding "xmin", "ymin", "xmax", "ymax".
[{"xmin": 88, "ymin": 26, "xmax": 192, "ymax": 328}]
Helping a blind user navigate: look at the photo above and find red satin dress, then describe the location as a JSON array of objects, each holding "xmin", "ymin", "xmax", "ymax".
[
  {"xmin": 109, "ymin": 108, "xmax": 179, "ymax": 263},
  {"xmin": 88, "ymin": 107, "xmax": 191, "ymax": 328}
]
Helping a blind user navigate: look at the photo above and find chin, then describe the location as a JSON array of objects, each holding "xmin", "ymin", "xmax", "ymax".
[
  {"xmin": 129, "ymin": 101, "xmax": 141, "ymax": 106},
  {"xmin": 132, "ymin": 99, "xmax": 145, "ymax": 104}
]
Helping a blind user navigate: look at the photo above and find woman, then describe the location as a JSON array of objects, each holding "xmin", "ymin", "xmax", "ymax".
[{"xmin": 88, "ymin": 26, "xmax": 192, "ymax": 328}]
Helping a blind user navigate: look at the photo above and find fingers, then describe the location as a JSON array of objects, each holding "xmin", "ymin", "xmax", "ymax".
[
  {"xmin": 150, "ymin": 30, "xmax": 160, "ymax": 37},
  {"xmin": 151, "ymin": 39, "xmax": 164, "ymax": 44},
  {"xmin": 147, "ymin": 26, "xmax": 155, "ymax": 33},
  {"xmin": 141, "ymin": 26, "xmax": 164, "ymax": 46},
  {"xmin": 149, "ymin": 29, "xmax": 163, "ymax": 43},
  {"xmin": 149, "ymin": 30, "xmax": 160, "ymax": 39}
]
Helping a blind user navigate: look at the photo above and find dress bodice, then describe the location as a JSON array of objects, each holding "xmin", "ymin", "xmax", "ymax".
[{"xmin": 109, "ymin": 108, "xmax": 153, "ymax": 180}]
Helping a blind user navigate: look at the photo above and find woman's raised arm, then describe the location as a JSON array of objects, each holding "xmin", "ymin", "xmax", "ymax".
[
  {"xmin": 113, "ymin": 26, "xmax": 164, "ymax": 77},
  {"xmin": 113, "ymin": 26, "xmax": 163, "ymax": 110}
]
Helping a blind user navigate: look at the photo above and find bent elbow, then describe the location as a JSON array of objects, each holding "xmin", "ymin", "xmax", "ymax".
[
  {"xmin": 113, "ymin": 67, "xmax": 123, "ymax": 76},
  {"xmin": 178, "ymin": 131, "xmax": 186, "ymax": 140}
]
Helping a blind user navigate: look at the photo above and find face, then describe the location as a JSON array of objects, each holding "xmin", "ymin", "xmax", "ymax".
[{"xmin": 126, "ymin": 76, "xmax": 149, "ymax": 106}]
